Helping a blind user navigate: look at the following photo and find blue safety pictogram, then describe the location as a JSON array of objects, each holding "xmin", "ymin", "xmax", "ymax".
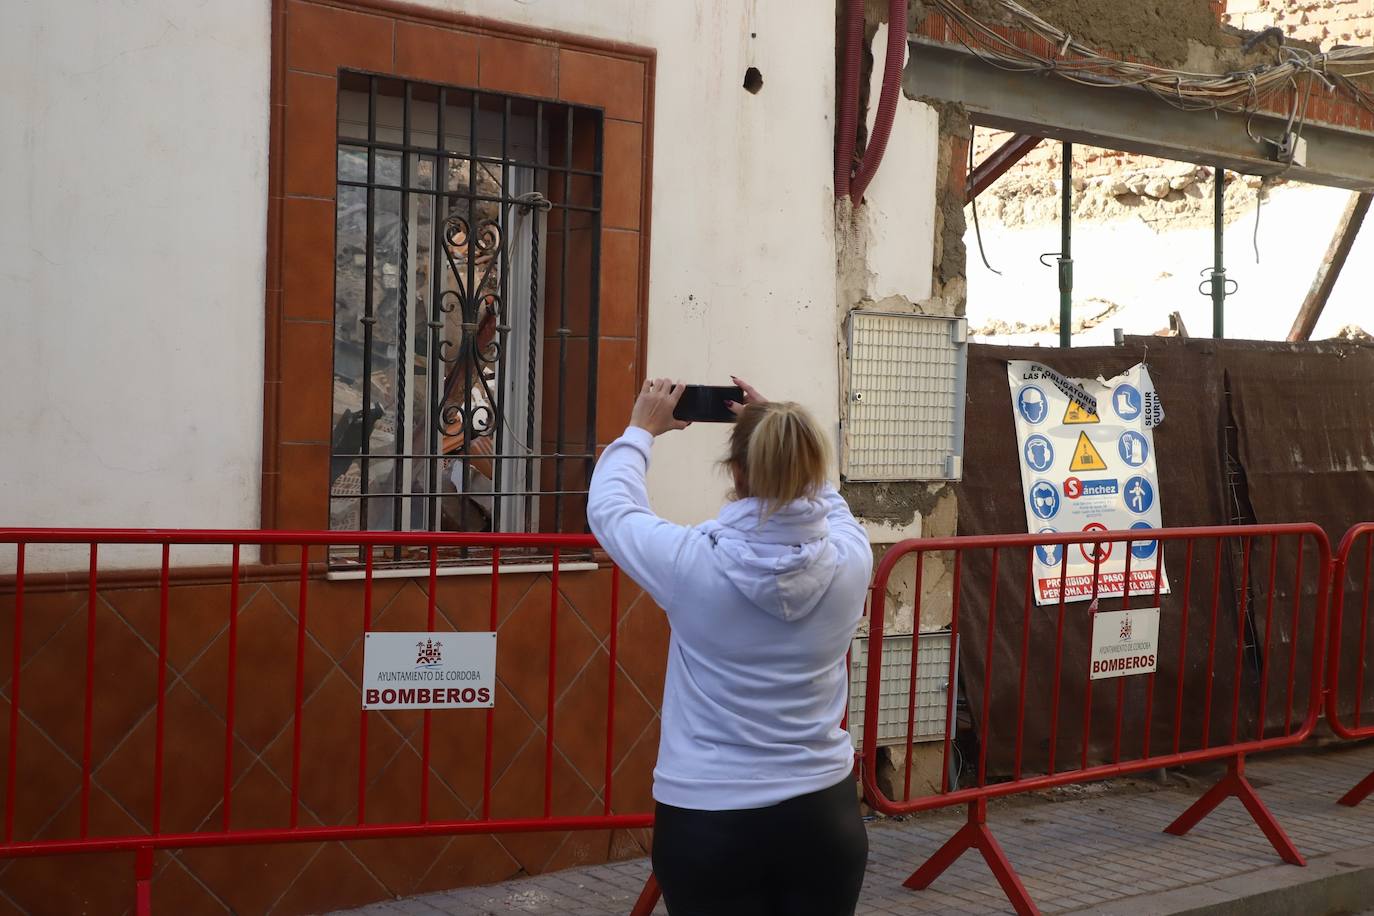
[
  {"xmin": 1030, "ymin": 479, "xmax": 1060, "ymax": 520},
  {"xmin": 1036, "ymin": 528, "xmax": 1062, "ymax": 566},
  {"xmin": 1124, "ymin": 476, "xmax": 1154, "ymax": 515},
  {"xmin": 1112, "ymin": 384, "xmax": 1142, "ymax": 421},
  {"xmin": 1017, "ymin": 385, "xmax": 1050, "ymax": 425},
  {"xmin": 1129, "ymin": 520, "xmax": 1158, "ymax": 559},
  {"xmin": 1118, "ymin": 430, "xmax": 1149, "ymax": 468},
  {"xmin": 1024, "ymin": 435, "xmax": 1055, "ymax": 472}
]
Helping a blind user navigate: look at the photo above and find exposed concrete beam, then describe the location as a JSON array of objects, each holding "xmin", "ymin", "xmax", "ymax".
[
  {"xmin": 906, "ymin": 42, "xmax": 1374, "ymax": 193},
  {"xmin": 1287, "ymin": 192, "xmax": 1371, "ymax": 341}
]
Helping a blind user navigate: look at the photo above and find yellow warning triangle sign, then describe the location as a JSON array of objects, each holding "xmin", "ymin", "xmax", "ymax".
[
  {"xmin": 1063, "ymin": 401, "xmax": 1100, "ymax": 425},
  {"xmin": 1070, "ymin": 432, "xmax": 1109, "ymax": 471}
]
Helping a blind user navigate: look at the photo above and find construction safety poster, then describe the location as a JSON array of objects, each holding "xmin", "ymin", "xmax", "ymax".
[{"xmin": 1006, "ymin": 360, "xmax": 1169, "ymax": 606}]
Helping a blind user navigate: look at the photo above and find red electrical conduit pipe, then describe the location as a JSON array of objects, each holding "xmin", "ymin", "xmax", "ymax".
[
  {"xmin": 834, "ymin": 0, "xmax": 864, "ymax": 199},
  {"xmin": 836, "ymin": 0, "xmax": 907, "ymax": 202},
  {"xmin": 850, "ymin": 0, "xmax": 907, "ymax": 202}
]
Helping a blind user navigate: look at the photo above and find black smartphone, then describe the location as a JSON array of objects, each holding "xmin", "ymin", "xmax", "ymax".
[{"xmin": 672, "ymin": 385, "xmax": 744, "ymax": 423}]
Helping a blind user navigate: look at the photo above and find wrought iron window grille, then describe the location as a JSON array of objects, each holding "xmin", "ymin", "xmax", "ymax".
[{"xmin": 327, "ymin": 74, "xmax": 604, "ymax": 567}]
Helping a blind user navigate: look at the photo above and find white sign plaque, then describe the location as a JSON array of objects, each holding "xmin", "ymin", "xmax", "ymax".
[
  {"xmin": 1089, "ymin": 608, "xmax": 1161, "ymax": 681},
  {"xmin": 362, "ymin": 632, "xmax": 496, "ymax": 709}
]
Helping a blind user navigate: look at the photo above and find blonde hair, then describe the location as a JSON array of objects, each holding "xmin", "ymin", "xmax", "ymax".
[{"xmin": 725, "ymin": 402, "xmax": 829, "ymax": 514}]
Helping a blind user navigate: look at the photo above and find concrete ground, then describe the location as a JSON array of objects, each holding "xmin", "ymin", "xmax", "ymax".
[{"xmin": 334, "ymin": 742, "xmax": 1374, "ymax": 916}]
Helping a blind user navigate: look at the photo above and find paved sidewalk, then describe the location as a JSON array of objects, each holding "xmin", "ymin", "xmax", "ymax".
[{"xmin": 335, "ymin": 742, "xmax": 1374, "ymax": 916}]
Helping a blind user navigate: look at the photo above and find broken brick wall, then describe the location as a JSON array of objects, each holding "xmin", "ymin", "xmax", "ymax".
[
  {"xmin": 962, "ymin": 0, "xmax": 1374, "ymax": 245},
  {"xmin": 1225, "ymin": 0, "xmax": 1374, "ymax": 47}
]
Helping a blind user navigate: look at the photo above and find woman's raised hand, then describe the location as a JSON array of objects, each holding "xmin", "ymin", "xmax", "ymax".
[
  {"xmin": 630, "ymin": 378, "xmax": 691, "ymax": 437},
  {"xmin": 726, "ymin": 376, "xmax": 768, "ymax": 416}
]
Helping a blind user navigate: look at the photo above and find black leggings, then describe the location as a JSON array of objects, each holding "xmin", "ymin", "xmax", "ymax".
[{"xmin": 651, "ymin": 777, "xmax": 868, "ymax": 916}]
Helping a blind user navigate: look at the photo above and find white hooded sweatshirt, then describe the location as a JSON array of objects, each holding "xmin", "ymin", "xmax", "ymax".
[{"xmin": 587, "ymin": 426, "xmax": 873, "ymax": 811}]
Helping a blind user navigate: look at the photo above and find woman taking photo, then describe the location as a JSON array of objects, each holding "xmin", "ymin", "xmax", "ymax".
[{"xmin": 587, "ymin": 377, "xmax": 872, "ymax": 916}]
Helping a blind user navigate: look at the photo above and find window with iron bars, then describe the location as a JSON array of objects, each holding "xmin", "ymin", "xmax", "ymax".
[{"xmin": 329, "ymin": 73, "xmax": 604, "ymax": 567}]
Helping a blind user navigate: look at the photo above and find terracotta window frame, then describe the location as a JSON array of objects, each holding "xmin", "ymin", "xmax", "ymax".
[{"xmin": 262, "ymin": 0, "xmax": 655, "ymax": 563}]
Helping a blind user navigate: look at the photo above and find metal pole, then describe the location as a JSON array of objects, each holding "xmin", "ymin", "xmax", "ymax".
[
  {"xmin": 1059, "ymin": 142, "xmax": 1073, "ymax": 348},
  {"xmin": 1213, "ymin": 168, "xmax": 1226, "ymax": 338}
]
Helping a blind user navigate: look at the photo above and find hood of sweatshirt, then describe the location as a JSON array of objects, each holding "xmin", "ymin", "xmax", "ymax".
[{"xmin": 697, "ymin": 495, "xmax": 840, "ymax": 622}]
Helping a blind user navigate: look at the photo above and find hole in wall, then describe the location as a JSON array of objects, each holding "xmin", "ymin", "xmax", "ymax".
[{"xmin": 743, "ymin": 67, "xmax": 763, "ymax": 94}]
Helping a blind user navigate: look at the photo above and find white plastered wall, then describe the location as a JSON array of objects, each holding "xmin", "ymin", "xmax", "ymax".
[
  {"xmin": 858, "ymin": 23, "xmax": 940, "ymax": 308},
  {"xmin": 423, "ymin": 0, "xmax": 844, "ymax": 525},
  {"xmin": 4, "ymin": 0, "xmax": 898, "ymax": 570},
  {"xmin": 843, "ymin": 22, "xmax": 946, "ymax": 638},
  {"xmin": 0, "ymin": 0, "xmax": 271, "ymax": 571},
  {"xmin": 840, "ymin": 20, "xmax": 943, "ymax": 546}
]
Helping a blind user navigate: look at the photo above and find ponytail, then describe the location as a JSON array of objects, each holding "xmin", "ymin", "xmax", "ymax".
[{"xmin": 725, "ymin": 402, "xmax": 829, "ymax": 515}]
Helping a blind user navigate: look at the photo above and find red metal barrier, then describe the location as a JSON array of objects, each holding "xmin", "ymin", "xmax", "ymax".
[
  {"xmin": 5, "ymin": 522, "xmax": 1353, "ymax": 915},
  {"xmin": 861, "ymin": 524, "xmax": 1331, "ymax": 916},
  {"xmin": 1326, "ymin": 522, "xmax": 1374, "ymax": 807},
  {"xmin": 0, "ymin": 529, "xmax": 662, "ymax": 916}
]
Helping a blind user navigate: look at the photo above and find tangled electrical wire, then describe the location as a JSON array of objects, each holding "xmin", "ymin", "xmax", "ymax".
[{"xmin": 931, "ymin": 0, "xmax": 1374, "ymax": 127}]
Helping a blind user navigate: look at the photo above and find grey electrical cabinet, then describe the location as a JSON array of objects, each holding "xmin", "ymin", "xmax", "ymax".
[{"xmin": 841, "ymin": 310, "xmax": 968, "ymax": 481}]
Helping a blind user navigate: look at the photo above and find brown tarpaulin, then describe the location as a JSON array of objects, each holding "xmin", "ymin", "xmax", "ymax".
[
  {"xmin": 951, "ymin": 338, "xmax": 1370, "ymax": 779},
  {"xmin": 1223, "ymin": 341, "xmax": 1374, "ymax": 729}
]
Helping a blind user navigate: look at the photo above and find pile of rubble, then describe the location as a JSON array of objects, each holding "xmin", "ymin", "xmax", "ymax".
[
  {"xmin": 972, "ymin": 154, "xmax": 1275, "ymax": 230},
  {"xmin": 1331, "ymin": 323, "xmax": 1373, "ymax": 341},
  {"xmin": 970, "ymin": 298, "xmax": 1124, "ymax": 337}
]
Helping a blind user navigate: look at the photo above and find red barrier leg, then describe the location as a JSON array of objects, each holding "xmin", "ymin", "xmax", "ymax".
[
  {"xmin": 629, "ymin": 872, "xmax": 661, "ymax": 916},
  {"xmin": 904, "ymin": 799, "xmax": 1040, "ymax": 916},
  {"xmin": 1338, "ymin": 768, "xmax": 1374, "ymax": 807},
  {"xmin": 1164, "ymin": 754, "xmax": 1305, "ymax": 866},
  {"xmin": 134, "ymin": 847, "xmax": 154, "ymax": 916}
]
